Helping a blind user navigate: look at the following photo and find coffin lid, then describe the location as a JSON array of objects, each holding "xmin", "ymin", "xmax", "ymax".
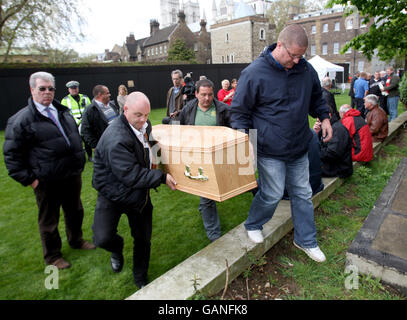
[{"xmin": 152, "ymin": 124, "xmax": 248, "ymax": 152}]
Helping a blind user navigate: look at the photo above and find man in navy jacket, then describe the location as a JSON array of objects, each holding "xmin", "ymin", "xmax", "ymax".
[{"xmin": 230, "ymin": 24, "xmax": 332, "ymax": 262}]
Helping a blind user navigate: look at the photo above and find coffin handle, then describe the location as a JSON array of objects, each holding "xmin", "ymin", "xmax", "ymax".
[{"xmin": 184, "ymin": 165, "xmax": 208, "ymax": 181}]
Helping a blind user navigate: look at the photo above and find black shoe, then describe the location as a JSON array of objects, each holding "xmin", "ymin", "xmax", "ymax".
[
  {"xmin": 111, "ymin": 252, "xmax": 124, "ymax": 273},
  {"xmin": 134, "ymin": 277, "xmax": 148, "ymax": 288}
]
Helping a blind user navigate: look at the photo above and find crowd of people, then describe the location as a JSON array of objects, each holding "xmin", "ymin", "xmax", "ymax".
[{"xmin": 2, "ymin": 23, "xmax": 403, "ymax": 289}]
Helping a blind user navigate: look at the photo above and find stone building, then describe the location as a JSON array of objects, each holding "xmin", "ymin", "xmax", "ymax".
[
  {"xmin": 212, "ymin": 0, "xmax": 272, "ymax": 24},
  {"xmin": 286, "ymin": 6, "xmax": 385, "ymax": 77},
  {"xmin": 160, "ymin": 0, "xmax": 201, "ymax": 28},
  {"xmin": 211, "ymin": 15, "xmax": 273, "ymax": 63},
  {"xmin": 196, "ymin": 19, "xmax": 212, "ymax": 64}
]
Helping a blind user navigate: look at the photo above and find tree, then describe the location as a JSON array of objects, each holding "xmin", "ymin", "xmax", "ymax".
[
  {"xmin": 167, "ymin": 38, "xmax": 196, "ymax": 63},
  {"xmin": 0, "ymin": 0, "xmax": 84, "ymax": 63},
  {"xmin": 267, "ymin": 0, "xmax": 328, "ymax": 40},
  {"xmin": 328, "ymin": 0, "xmax": 407, "ymax": 69}
]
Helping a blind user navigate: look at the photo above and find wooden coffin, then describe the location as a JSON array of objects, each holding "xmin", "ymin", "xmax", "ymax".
[{"xmin": 151, "ymin": 124, "xmax": 257, "ymax": 202}]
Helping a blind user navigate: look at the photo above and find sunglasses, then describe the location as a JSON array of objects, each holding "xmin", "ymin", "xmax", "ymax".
[{"xmin": 38, "ymin": 86, "xmax": 56, "ymax": 92}]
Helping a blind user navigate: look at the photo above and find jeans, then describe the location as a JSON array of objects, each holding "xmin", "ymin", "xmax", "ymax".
[
  {"xmin": 199, "ymin": 197, "xmax": 221, "ymax": 241},
  {"xmin": 387, "ymin": 96, "xmax": 399, "ymax": 121},
  {"xmin": 245, "ymin": 153, "xmax": 318, "ymax": 248}
]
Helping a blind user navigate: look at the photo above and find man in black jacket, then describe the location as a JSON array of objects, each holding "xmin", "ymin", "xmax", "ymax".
[
  {"xmin": 179, "ymin": 79, "xmax": 230, "ymax": 242},
  {"xmin": 92, "ymin": 92, "xmax": 177, "ymax": 288},
  {"xmin": 80, "ymin": 85, "xmax": 119, "ymax": 152},
  {"xmin": 321, "ymin": 77, "xmax": 340, "ymax": 123},
  {"xmin": 313, "ymin": 117, "xmax": 353, "ymax": 178},
  {"xmin": 3, "ymin": 71, "xmax": 95, "ymax": 270}
]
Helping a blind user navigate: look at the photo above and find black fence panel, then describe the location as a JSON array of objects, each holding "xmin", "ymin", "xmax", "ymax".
[{"xmin": 0, "ymin": 63, "xmax": 248, "ymax": 130}]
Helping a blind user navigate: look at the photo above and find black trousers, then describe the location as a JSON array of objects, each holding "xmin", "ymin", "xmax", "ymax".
[
  {"xmin": 34, "ymin": 175, "xmax": 85, "ymax": 264},
  {"xmin": 355, "ymin": 98, "xmax": 366, "ymax": 118},
  {"xmin": 92, "ymin": 193, "xmax": 153, "ymax": 283}
]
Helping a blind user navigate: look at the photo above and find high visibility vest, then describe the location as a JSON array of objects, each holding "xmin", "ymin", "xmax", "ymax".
[{"xmin": 61, "ymin": 94, "xmax": 91, "ymax": 125}]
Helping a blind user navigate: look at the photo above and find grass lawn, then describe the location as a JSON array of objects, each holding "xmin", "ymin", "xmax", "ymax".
[{"xmin": 0, "ymin": 91, "xmax": 405, "ymax": 299}]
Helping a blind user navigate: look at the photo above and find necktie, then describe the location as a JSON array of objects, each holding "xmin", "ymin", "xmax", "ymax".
[{"xmin": 45, "ymin": 107, "xmax": 70, "ymax": 146}]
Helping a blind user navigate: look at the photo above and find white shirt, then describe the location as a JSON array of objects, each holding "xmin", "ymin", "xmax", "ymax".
[
  {"xmin": 34, "ymin": 101, "xmax": 62, "ymax": 128},
  {"xmin": 129, "ymin": 122, "xmax": 152, "ymax": 169}
]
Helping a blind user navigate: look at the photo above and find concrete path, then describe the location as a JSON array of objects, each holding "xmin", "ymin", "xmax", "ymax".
[
  {"xmin": 127, "ymin": 111, "xmax": 407, "ymax": 300},
  {"xmin": 346, "ymin": 157, "xmax": 407, "ymax": 295}
]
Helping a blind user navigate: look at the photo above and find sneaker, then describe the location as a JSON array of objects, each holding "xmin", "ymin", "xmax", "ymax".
[
  {"xmin": 293, "ymin": 241, "xmax": 326, "ymax": 262},
  {"xmin": 247, "ymin": 230, "xmax": 264, "ymax": 243}
]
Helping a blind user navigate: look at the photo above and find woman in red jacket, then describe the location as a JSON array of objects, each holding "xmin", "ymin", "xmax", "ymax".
[{"xmin": 217, "ymin": 79, "xmax": 233, "ymax": 106}]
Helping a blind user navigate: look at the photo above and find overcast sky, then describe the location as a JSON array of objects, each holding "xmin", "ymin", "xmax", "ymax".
[{"xmin": 72, "ymin": 0, "xmax": 214, "ymax": 55}]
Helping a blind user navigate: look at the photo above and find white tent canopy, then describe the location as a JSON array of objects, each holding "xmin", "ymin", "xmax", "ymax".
[{"xmin": 307, "ymin": 55, "xmax": 344, "ymax": 83}]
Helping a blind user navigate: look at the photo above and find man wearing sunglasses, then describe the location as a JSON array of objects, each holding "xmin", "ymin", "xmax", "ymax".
[
  {"xmin": 231, "ymin": 24, "xmax": 332, "ymax": 263},
  {"xmin": 3, "ymin": 71, "xmax": 96, "ymax": 270}
]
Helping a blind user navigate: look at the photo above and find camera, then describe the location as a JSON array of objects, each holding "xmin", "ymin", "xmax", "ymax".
[{"xmin": 182, "ymin": 72, "xmax": 195, "ymax": 102}]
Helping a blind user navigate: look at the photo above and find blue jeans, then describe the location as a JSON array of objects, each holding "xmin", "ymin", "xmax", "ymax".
[
  {"xmin": 245, "ymin": 153, "xmax": 317, "ymax": 248},
  {"xmin": 199, "ymin": 197, "xmax": 221, "ymax": 241},
  {"xmin": 387, "ymin": 96, "xmax": 399, "ymax": 121}
]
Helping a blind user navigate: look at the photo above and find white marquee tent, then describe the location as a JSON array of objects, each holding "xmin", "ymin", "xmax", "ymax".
[{"xmin": 308, "ymin": 55, "xmax": 345, "ymax": 83}]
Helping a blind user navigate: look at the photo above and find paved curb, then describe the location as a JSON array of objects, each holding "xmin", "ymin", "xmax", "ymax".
[{"xmin": 127, "ymin": 111, "xmax": 407, "ymax": 300}]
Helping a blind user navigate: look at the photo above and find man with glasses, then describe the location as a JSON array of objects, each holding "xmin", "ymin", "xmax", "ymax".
[
  {"xmin": 231, "ymin": 24, "xmax": 332, "ymax": 263},
  {"xmin": 80, "ymin": 85, "xmax": 119, "ymax": 151},
  {"xmin": 61, "ymin": 80, "xmax": 92, "ymax": 161},
  {"xmin": 163, "ymin": 69, "xmax": 184, "ymax": 123},
  {"xmin": 3, "ymin": 71, "xmax": 95, "ymax": 270}
]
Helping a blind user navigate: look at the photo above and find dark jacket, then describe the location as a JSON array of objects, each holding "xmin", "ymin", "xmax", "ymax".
[
  {"xmin": 322, "ymin": 87, "xmax": 340, "ymax": 123},
  {"xmin": 3, "ymin": 97, "xmax": 85, "ymax": 186},
  {"xmin": 341, "ymin": 108, "xmax": 373, "ymax": 162},
  {"xmin": 386, "ymin": 72, "xmax": 400, "ymax": 97},
  {"xmin": 366, "ymin": 106, "xmax": 388, "ymax": 142},
  {"xmin": 92, "ymin": 115, "xmax": 166, "ymax": 209},
  {"xmin": 166, "ymin": 87, "xmax": 184, "ymax": 117},
  {"xmin": 320, "ymin": 119, "xmax": 353, "ymax": 178},
  {"xmin": 179, "ymin": 98, "xmax": 231, "ymax": 127},
  {"xmin": 230, "ymin": 44, "xmax": 330, "ymax": 161},
  {"xmin": 349, "ymin": 76, "xmax": 358, "ymax": 97},
  {"xmin": 81, "ymin": 100, "xmax": 119, "ymax": 148}
]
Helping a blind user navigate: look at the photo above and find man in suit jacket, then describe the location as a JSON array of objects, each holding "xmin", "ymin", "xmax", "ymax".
[{"xmin": 80, "ymin": 85, "xmax": 119, "ymax": 150}]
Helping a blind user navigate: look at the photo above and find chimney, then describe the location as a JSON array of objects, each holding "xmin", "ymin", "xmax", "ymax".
[
  {"xmin": 178, "ymin": 10, "xmax": 186, "ymax": 24},
  {"xmin": 150, "ymin": 19, "xmax": 160, "ymax": 35},
  {"xmin": 126, "ymin": 32, "xmax": 136, "ymax": 44},
  {"xmin": 200, "ymin": 19, "xmax": 207, "ymax": 32}
]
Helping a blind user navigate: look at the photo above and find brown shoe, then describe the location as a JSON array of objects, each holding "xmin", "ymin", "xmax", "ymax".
[
  {"xmin": 80, "ymin": 241, "xmax": 96, "ymax": 250},
  {"xmin": 51, "ymin": 258, "xmax": 71, "ymax": 269}
]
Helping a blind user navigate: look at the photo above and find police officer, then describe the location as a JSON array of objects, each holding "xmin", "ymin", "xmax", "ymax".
[{"xmin": 61, "ymin": 81, "xmax": 93, "ymax": 161}]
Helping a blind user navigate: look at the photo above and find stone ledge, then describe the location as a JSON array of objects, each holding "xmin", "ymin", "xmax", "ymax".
[{"xmin": 127, "ymin": 111, "xmax": 407, "ymax": 300}]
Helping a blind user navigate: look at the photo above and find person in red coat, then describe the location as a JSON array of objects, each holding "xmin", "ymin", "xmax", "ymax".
[
  {"xmin": 339, "ymin": 104, "xmax": 373, "ymax": 162},
  {"xmin": 217, "ymin": 79, "xmax": 234, "ymax": 106}
]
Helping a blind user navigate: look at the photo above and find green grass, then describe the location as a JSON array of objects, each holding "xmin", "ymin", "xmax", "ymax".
[
  {"xmin": 269, "ymin": 134, "xmax": 407, "ymax": 300},
  {"xmin": 0, "ymin": 91, "xmax": 405, "ymax": 300}
]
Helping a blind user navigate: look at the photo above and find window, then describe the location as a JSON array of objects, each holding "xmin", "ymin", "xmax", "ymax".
[
  {"xmin": 164, "ymin": 46, "xmax": 167, "ymax": 53},
  {"xmin": 322, "ymin": 44, "xmax": 328, "ymax": 55},
  {"xmin": 323, "ymin": 23, "xmax": 328, "ymax": 33},
  {"xmin": 227, "ymin": 55, "xmax": 230, "ymax": 63},
  {"xmin": 345, "ymin": 42, "xmax": 352, "ymax": 54},
  {"xmin": 226, "ymin": 33, "xmax": 229, "ymax": 42},
  {"xmin": 311, "ymin": 45, "xmax": 316, "ymax": 56},
  {"xmin": 360, "ymin": 20, "xmax": 367, "ymax": 28},
  {"xmin": 259, "ymin": 28, "xmax": 266, "ymax": 40},
  {"xmin": 311, "ymin": 25, "xmax": 316, "ymax": 34},
  {"xmin": 334, "ymin": 22, "xmax": 340, "ymax": 31},
  {"xmin": 155, "ymin": 47, "xmax": 158, "ymax": 55},
  {"xmin": 333, "ymin": 42, "xmax": 339, "ymax": 54},
  {"xmin": 230, "ymin": 54, "xmax": 234, "ymax": 63},
  {"xmin": 358, "ymin": 60, "xmax": 364, "ymax": 72},
  {"xmin": 346, "ymin": 19, "xmax": 353, "ymax": 30},
  {"xmin": 160, "ymin": 46, "xmax": 162, "ymax": 54},
  {"xmin": 194, "ymin": 43, "xmax": 198, "ymax": 52},
  {"xmin": 147, "ymin": 49, "xmax": 150, "ymax": 56},
  {"xmin": 222, "ymin": 56, "xmax": 224, "ymax": 63}
]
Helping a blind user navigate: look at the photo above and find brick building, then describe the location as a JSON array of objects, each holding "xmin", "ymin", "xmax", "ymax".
[{"xmin": 286, "ymin": 6, "xmax": 388, "ymax": 79}]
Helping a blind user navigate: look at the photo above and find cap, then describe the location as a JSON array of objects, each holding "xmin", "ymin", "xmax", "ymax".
[{"xmin": 66, "ymin": 80, "xmax": 80, "ymax": 88}]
